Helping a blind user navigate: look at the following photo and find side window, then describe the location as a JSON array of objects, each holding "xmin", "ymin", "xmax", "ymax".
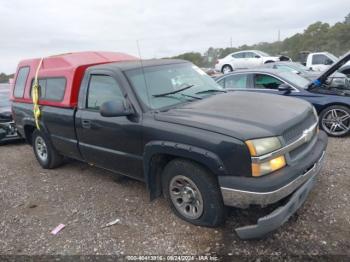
[
  {"xmin": 45, "ymin": 78, "xmax": 66, "ymax": 101},
  {"xmin": 14, "ymin": 67, "xmax": 30, "ymax": 98},
  {"xmin": 224, "ymin": 74, "xmax": 248, "ymax": 89},
  {"xmin": 312, "ymin": 54, "xmax": 327, "ymax": 65},
  {"xmin": 254, "ymin": 74, "xmax": 283, "ymax": 90},
  {"xmin": 87, "ymin": 75, "xmax": 124, "ymax": 110},
  {"xmin": 244, "ymin": 52, "xmax": 256, "ymax": 58},
  {"xmin": 30, "ymin": 78, "xmax": 66, "ymax": 101},
  {"xmin": 232, "ymin": 53, "xmax": 244, "ymax": 59}
]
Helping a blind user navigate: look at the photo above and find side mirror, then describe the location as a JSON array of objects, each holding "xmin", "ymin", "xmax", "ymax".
[
  {"xmin": 255, "ymin": 55, "xmax": 261, "ymax": 58},
  {"xmin": 278, "ymin": 83, "xmax": 293, "ymax": 93},
  {"xmin": 291, "ymin": 69, "xmax": 300, "ymax": 74},
  {"xmin": 100, "ymin": 99, "xmax": 133, "ymax": 117}
]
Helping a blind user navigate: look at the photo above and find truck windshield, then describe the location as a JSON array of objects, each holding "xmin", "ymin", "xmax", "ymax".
[{"xmin": 125, "ymin": 63, "xmax": 223, "ymax": 110}]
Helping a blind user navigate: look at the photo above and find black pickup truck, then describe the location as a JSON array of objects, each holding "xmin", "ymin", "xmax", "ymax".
[{"xmin": 12, "ymin": 56, "xmax": 327, "ymax": 239}]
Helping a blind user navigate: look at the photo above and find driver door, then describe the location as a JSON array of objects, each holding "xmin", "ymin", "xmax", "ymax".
[
  {"xmin": 75, "ymin": 72, "xmax": 143, "ymax": 179},
  {"xmin": 251, "ymin": 73, "xmax": 288, "ymax": 95}
]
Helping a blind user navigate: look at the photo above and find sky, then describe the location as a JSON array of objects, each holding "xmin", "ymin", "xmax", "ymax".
[{"xmin": 0, "ymin": 0, "xmax": 349, "ymax": 73}]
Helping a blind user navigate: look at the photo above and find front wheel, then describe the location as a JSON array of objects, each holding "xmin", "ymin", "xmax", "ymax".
[
  {"xmin": 162, "ymin": 159, "xmax": 226, "ymax": 227},
  {"xmin": 221, "ymin": 65, "xmax": 233, "ymax": 74},
  {"xmin": 32, "ymin": 130, "xmax": 64, "ymax": 169},
  {"xmin": 319, "ymin": 105, "xmax": 350, "ymax": 137}
]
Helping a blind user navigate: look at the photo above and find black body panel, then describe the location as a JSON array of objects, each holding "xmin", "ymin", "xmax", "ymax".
[{"xmin": 12, "ymin": 59, "xmax": 316, "ymax": 194}]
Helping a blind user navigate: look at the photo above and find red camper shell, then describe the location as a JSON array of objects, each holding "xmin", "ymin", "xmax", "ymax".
[{"xmin": 11, "ymin": 51, "xmax": 138, "ymax": 108}]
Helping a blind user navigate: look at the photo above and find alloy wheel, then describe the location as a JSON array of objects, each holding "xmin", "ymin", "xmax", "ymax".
[
  {"xmin": 222, "ymin": 66, "xmax": 232, "ymax": 74},
  {"xmin": 321, "ymin": 108, "xmax": 350, "ymax": 136},
  {"xmin": 169, "ymin": 175, "xmax": 204, "ymax": 220},
  {"xmin": 35, "ymin": 136, "xmax": 48, "ymax": 162}
]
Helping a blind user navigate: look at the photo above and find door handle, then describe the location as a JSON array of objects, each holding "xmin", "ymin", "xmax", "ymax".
[{"xmin": 81, "ymin": 119, "xmax": 91, "ymax": 129}]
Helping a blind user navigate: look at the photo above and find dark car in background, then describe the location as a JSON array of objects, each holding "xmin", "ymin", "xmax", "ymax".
[
  {"xmin": 215, "ymin": 53, "xmax": 350, "ymax": 137},
  {"xmin": 0, "ymin": 84, "xmax": 20, "ymax": 143}
]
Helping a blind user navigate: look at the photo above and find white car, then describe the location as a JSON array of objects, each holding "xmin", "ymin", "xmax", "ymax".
[{"xmin": 215, "ymin": 50, "xmax": 291, "ymax": 73}]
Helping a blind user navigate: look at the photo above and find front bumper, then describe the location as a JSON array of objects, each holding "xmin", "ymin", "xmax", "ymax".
[
  {"xmin": 219, "ymin": 131, "xmax": 327, "ymax": 208},
  {"xmin": 235, "ymin": 169, "xmax": 319, "ymax": 239},
  {"xmin": 218, "ymin": 131, "xmax": 327, "ymax": 239},
  {"xmin": 221, "ymin": 150, "xmax": 325, "ymax": 207}
]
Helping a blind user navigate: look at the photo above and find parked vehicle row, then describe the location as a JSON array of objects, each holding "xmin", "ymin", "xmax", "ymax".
[
  {"xmin": 215, "ymin": 54, "xmax": 350, "ymax": 137},
  {"xmin": 10, "ymin": 51, "xmax": 330, "ymax": 239}
]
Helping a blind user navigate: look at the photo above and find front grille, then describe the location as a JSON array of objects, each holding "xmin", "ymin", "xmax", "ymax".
[
  {"xmin": 289, "ymin": 141, "xmax": 309, "ymax": 159},
  {"xmin": 282, "ymin": 112, "xmax": 316, "ymax": 144}
]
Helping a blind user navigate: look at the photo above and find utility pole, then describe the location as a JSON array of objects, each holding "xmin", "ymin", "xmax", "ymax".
[
  {"xmin": 230, "ymin": 37, "xmax": 233, "ymax": 48},
  {"xmin": 278, "ymin": 29, "xmax": 281, "ymax": 42}
]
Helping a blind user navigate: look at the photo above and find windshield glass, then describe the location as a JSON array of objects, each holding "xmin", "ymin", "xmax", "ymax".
[
  {"xmin": 255, "ymin": 51, "xmax": 271, "ymax": 57},
  {"xmin": 289, "ymin": 63, "xmax": 310, "ymax": 72},
  {"xmin": 278, "ymin": 71, "xmax": 310, "ymax": 88},
  {"xmin": 325, "ymin": 52, "xmax": 339, "ymax": 62},
  {"xmin": 0, "ymin": 85, "xmax": 11, "ymax": 109},
  {"xmin": 125, "ymin": 63, "xmax": 223, "ymax": 110}
]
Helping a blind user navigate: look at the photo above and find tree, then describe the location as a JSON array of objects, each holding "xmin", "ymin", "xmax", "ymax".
[{"xmin": 345, "ymin": 13, "xmax": 350, "ymax": 24}]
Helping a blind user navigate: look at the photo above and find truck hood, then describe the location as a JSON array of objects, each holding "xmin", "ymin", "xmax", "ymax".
[{"xmin": 155, "ymin": 92, "xmax": 313, "ymax": 141}]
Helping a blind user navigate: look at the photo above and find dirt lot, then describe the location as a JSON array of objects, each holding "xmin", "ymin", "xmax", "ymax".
[{"xmin": 0, "ymin": 137, "xmax": 349, "ymax": 259}]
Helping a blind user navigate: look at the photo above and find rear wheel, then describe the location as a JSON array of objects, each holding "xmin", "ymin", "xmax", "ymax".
[
  {"xmin": 32, "ymin": 130, "xmax": 63, "ymax": 169},
  {"xmin": 162, "ymin": 159, "xmax": 226, "ymax": 227},
  {"xmin": 319, "ymin": 105, "xmax": 350, "ymax": 137},
  {"xmin": 221, "ymin": 65, "xmax": 233, "ymax": 74}
]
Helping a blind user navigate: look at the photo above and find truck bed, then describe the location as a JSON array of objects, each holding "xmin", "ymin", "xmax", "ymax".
[{"xmin": 12, "ymin": 103, "xmax": 81, "ymax": 160}]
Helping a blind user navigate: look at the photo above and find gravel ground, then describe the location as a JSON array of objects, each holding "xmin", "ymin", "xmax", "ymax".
[{"xmin": 0, "ymin": 138, "xmax": 349, "ymax": 259}]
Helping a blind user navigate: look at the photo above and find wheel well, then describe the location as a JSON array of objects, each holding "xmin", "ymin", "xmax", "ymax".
[
  {"xmin": 24, "ymin": 125, "xmax": 36, "ymax": 145},
  {"xmin": 148, "ymin": 154, "xmax": 175, "ymax": 199},
  {"xmin": 221, "ymin": 64, "xmax": 233, "ymax": 71},
  {"xmin": 148, "ymin": 154, "xmax": 214, "ymax": 200},
  {"xmin": 319, "ymin": 103, "xmax": 350, "ymax": 114}
]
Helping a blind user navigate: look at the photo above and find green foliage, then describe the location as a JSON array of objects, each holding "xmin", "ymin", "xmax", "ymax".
[
  {"xmin": 0, "ymin": 73, "xmax": 14, "ymax": 84},
  {"xmin": 172, "ymin": 14, "xmax": 350, "ymax": 68}
]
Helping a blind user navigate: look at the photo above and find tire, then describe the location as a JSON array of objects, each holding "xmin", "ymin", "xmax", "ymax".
[
  {"xmin": 32, "ymin": 130, "xmax": 64, "ymax": 169},
  {"xmin": 319, "ymin": 105, "xmax": 350, "ymax": 137},
  {"xmin": 162, "ymin": 159, "xmax": 226, "ymax": 227},
  {"xmin": 221, "ymin": 65, "xmax": 233, "ymax": 74}
]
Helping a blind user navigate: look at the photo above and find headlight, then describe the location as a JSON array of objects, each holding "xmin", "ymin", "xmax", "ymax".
[
  {"xmin": 245, "ymin": 137, "xmax": 282, "ymax": 156},
  {"xmin": 251, "ymin": 156, "xmax": 286, "ymax": 177},
  {"xmin": 245, "ymin": 137, "xmax": 286, "ymax": 177}
]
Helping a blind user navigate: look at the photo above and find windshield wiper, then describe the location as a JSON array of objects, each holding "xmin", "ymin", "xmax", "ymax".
[
  {"xmin": 195, "ymin": 89, "xmax": 227, "ymax": 95},
  {"xmin": 153, "ymin": 85, "xmax": 195, "ymax": 97}
]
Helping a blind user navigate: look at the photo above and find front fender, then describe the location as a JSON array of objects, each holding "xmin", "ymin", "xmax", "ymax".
[{"xmin": 143, "ymin": 141, "xmax": 227, "ymax": 198}]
